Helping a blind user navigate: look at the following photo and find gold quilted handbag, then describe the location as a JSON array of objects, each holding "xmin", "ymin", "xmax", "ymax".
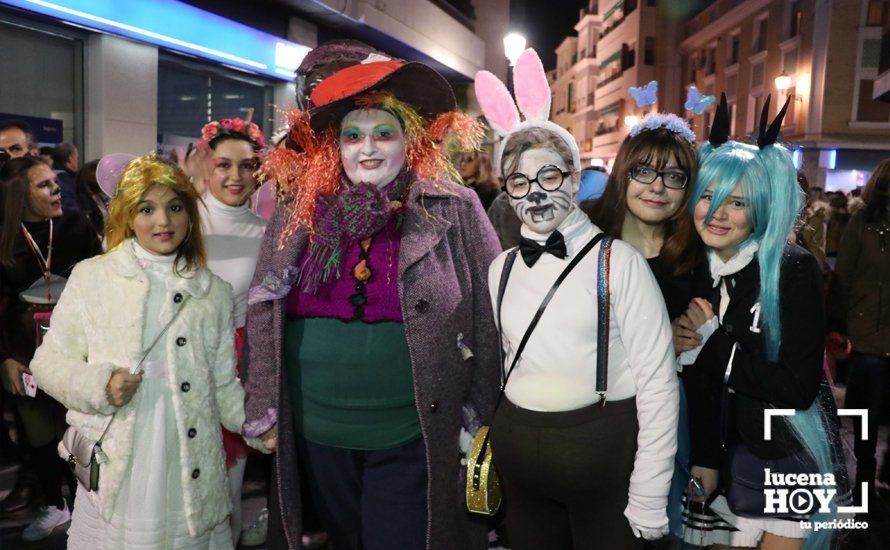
[{"xmin": 466, "ymin": 426, "xmax": 501, "ymax": 515}]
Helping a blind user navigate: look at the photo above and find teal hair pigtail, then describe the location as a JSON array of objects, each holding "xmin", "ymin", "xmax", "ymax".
[{"xmin": 692, "ymin": 140, "xmax": 839, "ymax": 549}]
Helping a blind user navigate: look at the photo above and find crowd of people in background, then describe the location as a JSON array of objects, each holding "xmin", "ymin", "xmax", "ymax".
[{"xmin": 1, "ymin": 40, "xmax": 890, "ymax": 550}]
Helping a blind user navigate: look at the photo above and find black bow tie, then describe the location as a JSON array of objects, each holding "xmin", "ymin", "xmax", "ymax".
[{"xmin": 519, "ymin": 231, "xmax": 567, "ymax": 267}]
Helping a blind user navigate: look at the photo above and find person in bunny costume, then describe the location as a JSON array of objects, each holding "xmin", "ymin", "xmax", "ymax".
[{"xmin": 475, "ymin": 49, "xmax": 679, "ymax": 548}]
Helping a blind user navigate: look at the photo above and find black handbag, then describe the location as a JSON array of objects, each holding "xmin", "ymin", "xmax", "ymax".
[{"xmin": 718, "ymin": 346, "xmax": 818, "ymax": 517}]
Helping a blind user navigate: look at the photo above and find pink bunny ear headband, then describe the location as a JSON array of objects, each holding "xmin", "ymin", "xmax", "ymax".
[{"xmin": 474, "ymin": 49, "xmax": 580, "ymax": 176}]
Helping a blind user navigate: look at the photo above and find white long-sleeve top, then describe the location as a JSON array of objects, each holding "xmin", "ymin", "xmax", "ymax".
[
  {"xmin": 200, "ymin": 193, "xmax": 266, "ymax": 329},
  {"xmin": 487, "ymin": 207, "xmax": 680, "ymax": 530}
]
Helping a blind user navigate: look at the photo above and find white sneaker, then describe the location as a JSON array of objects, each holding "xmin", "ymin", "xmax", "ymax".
[
  {"xmin": 21, "ymin": 503, "xmax": 71, "ymax": 542},
  {"xmin": 239, "ymin": 507, "xmax": 268, "ymax": 547}
]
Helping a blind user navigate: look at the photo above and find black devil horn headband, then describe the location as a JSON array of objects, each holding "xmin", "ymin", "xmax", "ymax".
[
  {"xmin": 757, "ymin": 94, "xmax": 792, "ymax": 148},
  {"xmin": 708, "ymin": 93, "xmax": 730, "ymax": 148}
]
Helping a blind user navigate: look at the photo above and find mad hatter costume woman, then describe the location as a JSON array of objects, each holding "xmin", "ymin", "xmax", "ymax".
[{"xmin": 241, "ymin": 42, "xmax": 502, "ymax": 550}]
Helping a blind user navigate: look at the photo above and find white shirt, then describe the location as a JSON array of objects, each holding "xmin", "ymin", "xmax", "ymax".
[
  {"xmin": 200, "ymin": 193, "xmax": 266, "ymax": 328},
  {"xmin": 487, "ymin": 207, "xmax": 679, "ymax": 530}
]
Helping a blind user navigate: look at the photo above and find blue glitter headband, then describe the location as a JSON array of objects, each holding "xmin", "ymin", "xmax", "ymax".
[{"xmin": 628, "ymin": 113, "xmax": 696, "ymax": 144}]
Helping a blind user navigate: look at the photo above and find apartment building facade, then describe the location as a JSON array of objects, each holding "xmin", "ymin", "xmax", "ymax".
[
  {"xmin": 680, "ymin": 0, "xmax": 890, "ymax": 191},
  {"xmin": 548, "ymin": 0, "xmax": 687, "ymax": 167}
]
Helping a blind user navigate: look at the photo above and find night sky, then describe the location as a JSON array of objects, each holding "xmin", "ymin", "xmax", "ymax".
[{"xmin": 510, "ymin": 0, "xmax": 589, "ymax": 70}]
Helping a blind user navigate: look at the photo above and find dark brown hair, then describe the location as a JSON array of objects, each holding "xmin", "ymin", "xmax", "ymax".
[
  {"xmin": 0, "ymin": 156, "xmax": 49, "ymax": 266},
  {"xmin": 862, "ymin": 159, "xmax": 890, "ymax": 223},
  {"xmin": 581, "ymin": 128, "xmax": 700, "ymax": 275}
]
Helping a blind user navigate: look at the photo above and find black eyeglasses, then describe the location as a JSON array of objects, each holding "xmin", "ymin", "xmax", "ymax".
[
  {"xmin": 629, "ymin": 164, "xmax": 689, "ymax": 189},
  {"xmin": 503, "ymin": 165, "xmax": 571, "ymax": 199}
]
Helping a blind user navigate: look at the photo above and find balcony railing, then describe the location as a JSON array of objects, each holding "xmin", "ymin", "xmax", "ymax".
[
  {"xmin": 595, "ymin": 124, "xmax": 619, "ymax": 136},
  {"xmin": 597, "ymin": 71, "xmax": 624, "ymax": 89}
]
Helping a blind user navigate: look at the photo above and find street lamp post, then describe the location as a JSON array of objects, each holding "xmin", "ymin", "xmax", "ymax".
[
  {"xmin": 775, "ymin": 71, "xmax": 793, "ymax": 94},
  {"xmin": 503, "ymin": 32, "xmax": 527, "ymax": 66},
  {"xmin": 503, "ymin": 32, "xmax": 526, "ymax": 94}
]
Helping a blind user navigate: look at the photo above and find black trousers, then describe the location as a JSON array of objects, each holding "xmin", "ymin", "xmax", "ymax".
[
  {"xmin": 490, "ymin": 397, "xmax": 643, "ymax": 550},
  {"xmin": 845, "ymin": 351, "xmax": 890, "ymax": 479},
  {"xmin": 296, "ymin": 435, "xmax": 428, "ymax": 550}
]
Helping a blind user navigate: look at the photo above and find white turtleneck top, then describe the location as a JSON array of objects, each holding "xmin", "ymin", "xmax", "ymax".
[
  {"xmin": 200, "ymin": 193, "xmax": 266, "ymax": 329},
  {"xmin": 132, "ymin": 239, "xmax": 179, "ymax": 377},
  {"xmin": 487, "ymin": 206, "xmax": 679, "ymax": 531}
]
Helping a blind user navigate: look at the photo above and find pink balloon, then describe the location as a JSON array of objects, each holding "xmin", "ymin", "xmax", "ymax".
[
  {"xmin": 96, "ymin": 153, "xmax": 137, "ymax": 198},
  {"xmin": 252, "ymin": 181, "xmax": 276, "ymax": 221}
]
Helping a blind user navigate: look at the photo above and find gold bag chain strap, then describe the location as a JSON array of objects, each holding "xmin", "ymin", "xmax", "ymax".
[
  {"xmin": 471, "ymin": 232, "xmax": 611, "ymax": 491},
  {"xmin": 93, "ymin": 295, "xmax": 191, "ymax": 451}
]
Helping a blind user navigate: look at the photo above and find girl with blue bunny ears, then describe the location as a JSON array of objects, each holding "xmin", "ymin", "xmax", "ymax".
[{"xmin": 680, "ymin": 96, "xmax": 847, "ymax": 549}]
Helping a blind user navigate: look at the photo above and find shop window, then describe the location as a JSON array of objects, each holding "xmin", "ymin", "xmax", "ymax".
[
  {"xmin": 0, "ymin": 21, "xmax": 82, "ymax": 146},
  {"xmin": 158, "ymin": 57, "xmax": 273, "ymax": 141}
]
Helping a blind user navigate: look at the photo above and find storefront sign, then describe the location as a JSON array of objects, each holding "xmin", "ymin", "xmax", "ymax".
[{"xmin": 2, "ymin": 0, "xmax": 309, "ymax": 80}]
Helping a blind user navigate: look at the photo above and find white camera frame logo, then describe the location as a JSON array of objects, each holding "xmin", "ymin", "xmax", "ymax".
[{"xmin": 764, "ymin": 408, "xmax": 868, "ymax": 514}]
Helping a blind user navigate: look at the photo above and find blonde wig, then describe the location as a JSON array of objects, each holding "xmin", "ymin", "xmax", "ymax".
[{"xmin": 105, "ymin": 155, "xmax": 206, "ymax": 271}]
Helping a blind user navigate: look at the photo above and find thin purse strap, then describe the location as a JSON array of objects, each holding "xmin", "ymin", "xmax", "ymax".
[
  {"xmin": 495, "ymin": 248, "xmax": 520, "ymax": 389},
  {"xmin": 595, "ymin": 236, "xmax": 614, "ymax": 400},
  {"xmin": 502, "ymin": 232, "xmax": 606, "ymax": 388},
  {"xmin": 95, "ymin": 295, "xmax": 191, "ymax": 445}
]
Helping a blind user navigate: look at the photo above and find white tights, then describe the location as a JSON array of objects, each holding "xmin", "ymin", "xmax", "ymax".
[{"xmin": 228, "ymin": 456, "xmax": 248, "ymax": 546}]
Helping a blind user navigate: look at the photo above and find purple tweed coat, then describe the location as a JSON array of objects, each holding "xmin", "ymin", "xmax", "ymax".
[{"xmin": 242, "ymin": 178, "xmax": 502, "ymax": 550}]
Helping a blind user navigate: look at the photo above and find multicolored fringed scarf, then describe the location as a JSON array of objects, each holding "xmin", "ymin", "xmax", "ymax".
[{"xmin": 297, "ymin": 170, "xmax": 411, "ymax": 293}]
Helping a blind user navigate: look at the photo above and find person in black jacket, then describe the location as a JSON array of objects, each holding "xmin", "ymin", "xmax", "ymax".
[
  {"xmin": 679, "ymin": 97, "xmax": 845, "ymax": 549},
  {"xmin": 582, "ymin": 113, "xmax": 710, "ymax": 538},
  {"xmin": 0, "ymin": 156, "xmax": 102, "ymax": 542}
]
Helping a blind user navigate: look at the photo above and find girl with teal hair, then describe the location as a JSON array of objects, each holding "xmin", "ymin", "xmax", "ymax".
[{"xmin": 679, "ymin": 96, "xmax": 847, "ymax": 549}]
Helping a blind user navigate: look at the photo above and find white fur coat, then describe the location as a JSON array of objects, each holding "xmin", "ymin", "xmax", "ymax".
[{"xmin": 31, "ymin": 241, "xmax": 263, "ymax": 537}]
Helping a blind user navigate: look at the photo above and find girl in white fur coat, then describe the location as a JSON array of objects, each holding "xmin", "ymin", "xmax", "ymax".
[{"xmin": 31, "ymin": 155, "xmax": 263, "ymax": 549}]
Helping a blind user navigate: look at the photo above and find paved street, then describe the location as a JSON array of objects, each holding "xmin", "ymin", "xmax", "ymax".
[{"xmin": 2, "ymin": 385, "xmax": 889, "ymax": 549}]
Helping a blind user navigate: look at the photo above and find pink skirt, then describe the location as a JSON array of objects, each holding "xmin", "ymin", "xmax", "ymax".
[{"xmin": 222, "ymin": 327, "xmax": 251, "ymax": 466}]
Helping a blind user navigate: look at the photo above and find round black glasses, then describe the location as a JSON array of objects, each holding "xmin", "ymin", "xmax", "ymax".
[{"xmin": 503, "ymin": 165, "xmax": 571, "ymax": 199}]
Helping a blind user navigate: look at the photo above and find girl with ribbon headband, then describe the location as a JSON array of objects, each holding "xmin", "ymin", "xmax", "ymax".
[
  {"xmin": 0, "ymin": 156, "xmax": 101, "ymax": 542},
  {"xmin": 241, "ymin": 41, "xmax": 501, "ymax": 550},
  {"xmin": 474, "ymin": 48, "xmax": 679, "ymax": 549},
  {"xmin": 680, "ymin": 96, "xmax": 847, "ymax": 549},
  {"xmin": 180, "ymin": 114, "xmax": 269, "ymax": 546},
  {"xmin": 30, "ymin": 155, "xmax": 266, "ymax": 549}
]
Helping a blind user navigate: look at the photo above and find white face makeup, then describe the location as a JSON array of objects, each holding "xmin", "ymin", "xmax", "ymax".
[
  {"xmin": 339, "ymin": 108, "xmax": 408, "ymax": 188},
  {"xmin": 506, "ymin": 147, "xmax": 578, "ymax": 236}
]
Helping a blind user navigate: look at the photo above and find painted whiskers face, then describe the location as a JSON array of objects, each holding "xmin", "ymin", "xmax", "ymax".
[{"xmin": 507, "ymin": 148, "xmax": 578, "ymax": 236}]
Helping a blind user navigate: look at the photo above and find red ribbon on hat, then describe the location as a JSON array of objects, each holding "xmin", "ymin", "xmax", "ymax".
[{"xmin": 310, "ymin": 60, "xmax": 405, "ymax": 108}]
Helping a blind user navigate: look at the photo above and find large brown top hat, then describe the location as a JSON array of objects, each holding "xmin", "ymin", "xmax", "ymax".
[{"xmin": 307, "ymin": 51, "xmax": 456, "ymax": 133}]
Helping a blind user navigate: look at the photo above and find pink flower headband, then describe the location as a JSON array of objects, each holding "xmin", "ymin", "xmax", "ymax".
[{"xmin": 200, "ymin": 117, "xmax": 267, "ymax": 148}]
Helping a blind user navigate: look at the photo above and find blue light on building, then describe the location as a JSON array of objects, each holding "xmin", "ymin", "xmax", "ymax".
[{"xmin": 1, "ymin": 0, "xmax": 309, "ymax": 80}]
